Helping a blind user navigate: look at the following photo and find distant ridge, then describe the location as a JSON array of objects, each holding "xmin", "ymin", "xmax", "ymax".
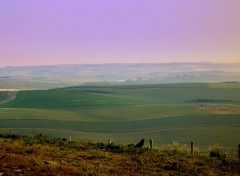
[{"xmin": 0, "ymin": 63, "xmax": 240, "ymax": 84}]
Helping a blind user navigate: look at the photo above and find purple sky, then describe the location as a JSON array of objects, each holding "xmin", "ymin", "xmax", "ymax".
[{"xmin": 0, "ymin": 0, "xmax": 240, "ymax": 67}]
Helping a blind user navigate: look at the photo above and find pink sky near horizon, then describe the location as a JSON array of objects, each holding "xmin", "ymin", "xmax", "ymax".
[{"xmin": 0, "ymin": 0, "xmax": 240, "ymax": 67}]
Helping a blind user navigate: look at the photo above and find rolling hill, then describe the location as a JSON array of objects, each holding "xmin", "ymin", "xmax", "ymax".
[{"xmin": 0, "ymin": 83, "xmax": 240, "ymax": 146}]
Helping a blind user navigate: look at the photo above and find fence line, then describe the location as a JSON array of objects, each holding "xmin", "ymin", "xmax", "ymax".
[
  {"xmin": 154, "ymin": 141, "xmax": 240, "ymax": 160},
  {"xmin": 106, "ymin": 138, "xmax": 239, "ymax": 160}
]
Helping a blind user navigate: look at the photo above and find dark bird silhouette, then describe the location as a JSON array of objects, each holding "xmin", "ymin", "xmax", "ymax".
[{"xmin": 134, "ymin": 139, "xmax": 145, "ymax": 148}]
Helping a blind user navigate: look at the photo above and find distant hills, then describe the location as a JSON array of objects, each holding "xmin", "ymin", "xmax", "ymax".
[{"xmin": 0, "ymin": 63, "xmax": 240, "ymax": 85}]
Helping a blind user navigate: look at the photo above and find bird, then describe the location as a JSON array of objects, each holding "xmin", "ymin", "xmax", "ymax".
[{"xmin": 134, "ymin": 139, "xmax": 145, "ymax": 148}]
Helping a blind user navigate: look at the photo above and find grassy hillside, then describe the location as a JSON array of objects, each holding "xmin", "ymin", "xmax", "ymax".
[
  {"xmin": 2, "ymin": 83, "xmax": 240, "ymax": 108},
  {"xmin": 0, "ymin": 90, "xmax": 139, "ymax": 108},
  {"xmin": 0, "ymin": 83, "xmax": 240, "ymax": 146},
  {"xmin": 0, "ymin": 134, "xmax": 239, "ymax": 176},
  {"xmin": 58, "ymin": 83, "xmax": 240, "ymax": 102}
]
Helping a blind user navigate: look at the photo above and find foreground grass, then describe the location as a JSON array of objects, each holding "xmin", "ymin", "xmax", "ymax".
[{"xmin": 0, "ymin": 134, "xmax": 239, "ymax": 176}]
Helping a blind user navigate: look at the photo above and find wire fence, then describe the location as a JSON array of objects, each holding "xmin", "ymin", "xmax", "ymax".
[
  {"xmin": 105, "ymin": 138, "xmax": 240, "ymax": 160},
  {"xmin": 153, "ymin": 141, "xmax": 239, "ymax": 159}
]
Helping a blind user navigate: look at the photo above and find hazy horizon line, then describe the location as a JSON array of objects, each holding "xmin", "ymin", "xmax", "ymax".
[{"xmin": 1, "ymin": 61, "xmax": 240, "ymax": 68}]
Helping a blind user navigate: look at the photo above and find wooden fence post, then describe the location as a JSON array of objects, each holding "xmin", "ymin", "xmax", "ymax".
[
  {"xmin": 108, "ymin": 138, "xmax": 112, "ymax": 144},
  {"xmin": 191, "ymin": 141, "xmax": 194, "ymax": 155},
  {"xmin": 238, "ymin": 144, "xmax": 240, "ymax": 162},
  {"xmin": 149, "ymin": 139, "xmax": 153, "ymax": 149}
]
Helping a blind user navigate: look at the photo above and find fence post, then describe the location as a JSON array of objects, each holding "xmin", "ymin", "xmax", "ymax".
[
  {"xmin": 191, "ymin": 141, "xmax": 194, "ymax": 155},
  {"xmin": 69, "ymin": 136, "xmax": 71, "ymax": 142},
  {"xmin": 108, "ymin": 138, "xmax": 112, "ymax": 144},
  {"xmin": 149, "ymin": 139, "xmax": 153, "ymax": 149},
  {"xmin": 238, "ymin": 144, "xmax": 240, "ymax": 162}
]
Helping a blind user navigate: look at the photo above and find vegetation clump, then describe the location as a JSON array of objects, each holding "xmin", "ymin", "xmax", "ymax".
[
  {"xmin": 208, "ymin": 145, "xmax": 226, "ymax": 158},
  {"xmin": 0, "ymin": 133, "xmax": 239, "ymax": 176}
]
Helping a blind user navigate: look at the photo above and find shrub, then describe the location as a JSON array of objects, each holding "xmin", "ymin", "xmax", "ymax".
[
  {"xmin": 0, "ymin": 132, "xmax": 20, "ymax": 139},
  {"xmin": 208, "ymin": 145, "xmax": 226, "ymax": 158}
]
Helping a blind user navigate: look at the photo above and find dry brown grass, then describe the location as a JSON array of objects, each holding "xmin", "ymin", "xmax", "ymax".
[
  {"xmin": 197, "ymin": 104, "xmax": 240, "ymax": 114},
  {"xmin": 0, "ymin": 135, "xmax": 239, "ymax": 176}
]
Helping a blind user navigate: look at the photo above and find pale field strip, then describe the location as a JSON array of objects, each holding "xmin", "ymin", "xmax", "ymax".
[
  {"xmin": 0, "ymin": 89, "xmax": 39, "ymax": 91},
  {"xmin": 198, "ymin": 104, "xmax": 240, "ymax": 114}
]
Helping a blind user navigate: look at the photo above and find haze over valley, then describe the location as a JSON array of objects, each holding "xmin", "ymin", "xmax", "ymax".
[{"xmin": 1, "ymin": 62, "xmax": 240, "ymax": 89}]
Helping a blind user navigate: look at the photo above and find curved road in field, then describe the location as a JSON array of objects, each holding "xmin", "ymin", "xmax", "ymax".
[{"xmin": 0, "ymin": 91, "xmax": 17, "ymax": 105}]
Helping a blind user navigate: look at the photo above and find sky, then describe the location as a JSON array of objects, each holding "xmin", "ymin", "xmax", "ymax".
[{"xmin": 0, "ymin": 0, "xmax": 240, "ymax": 67}]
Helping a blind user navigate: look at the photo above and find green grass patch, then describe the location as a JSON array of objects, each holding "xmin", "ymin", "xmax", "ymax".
[
  {"xmin": 0, "ymin": 114, "xmax": 239, "ymax": 145},
  {"xmin": 0, "ymin": 90, "xmax": 140, "ymax": 108},
  {"xmin": 0, "ymin": 104, "xmax": 208, "ymax": 122},
  {"xmin": 0, "ymin": 83, "xmax": 240, "ymax": 146}
]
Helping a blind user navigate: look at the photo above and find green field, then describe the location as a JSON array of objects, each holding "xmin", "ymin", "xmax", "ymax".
[
  {"xmin": 0, "ymin": 83, "xmax": 240, "ymax": 146},
  {"xmin": 0, "ymin": 77, "xmax": 83, "ymax": 90}
]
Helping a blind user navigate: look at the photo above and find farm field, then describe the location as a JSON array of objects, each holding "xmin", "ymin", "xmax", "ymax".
[
  {"xmin": 0, "ymin": 82, "xmax": 240, "ymax": 146},
  {"xmin": 0, "ymin": 76, "xmax": 87, "ymax": 90}
]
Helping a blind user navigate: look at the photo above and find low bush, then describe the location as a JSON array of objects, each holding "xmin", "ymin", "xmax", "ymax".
[{"xmin": 208, "ymin": 145, "xmax": 226, "ymax": 158}]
